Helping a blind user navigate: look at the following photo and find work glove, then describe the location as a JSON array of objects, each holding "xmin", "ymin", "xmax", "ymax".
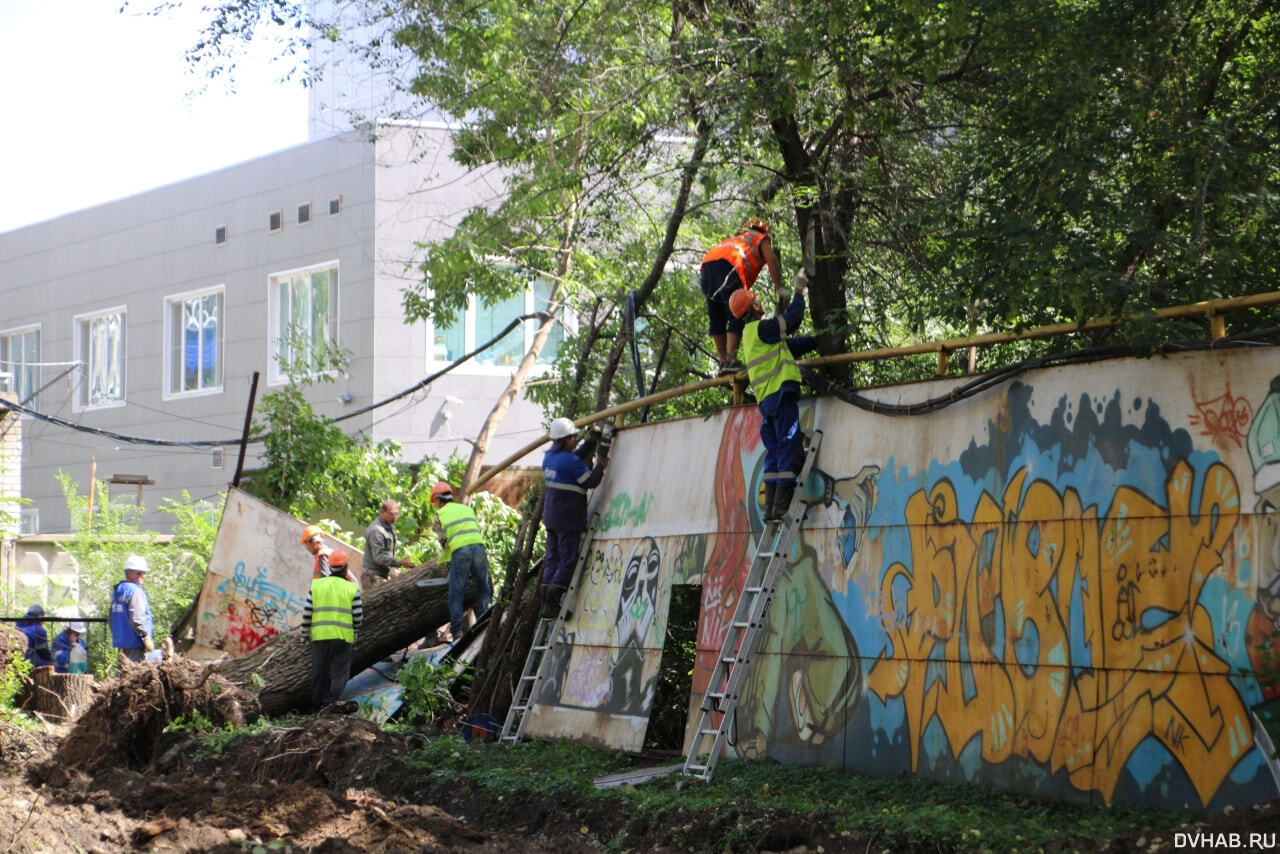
[
  {"xmin": 794, "ymin": 268, "xmax": 810, "ymax": 296},
  {"xmin": 142, "ymin": 635, "xmax": 155, "ymax": 653}
]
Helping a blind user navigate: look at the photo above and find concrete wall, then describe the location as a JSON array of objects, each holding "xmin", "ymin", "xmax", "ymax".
[{"xmin": 525, "ymin": 345, "xmax": 1280, "ymax": 812}]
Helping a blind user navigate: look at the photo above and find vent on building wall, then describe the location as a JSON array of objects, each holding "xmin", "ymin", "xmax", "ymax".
[
  {"xmin": 211, "ymin": 448, "xmax": 224, "ymax": 469},
  {"xmin": 269, "ymin": 210, "xmax": 283, "ymax": 233},
  {"xmin": 298, "ymin": 203, "xmax": 311, "ymax": 224},
  {"xmin": 214, "ymin": 225, "xmax": 227, "ymax": 245},
  {"xmin": 328, "ymin": 196, "xmax": 342, "ymax": 216}
]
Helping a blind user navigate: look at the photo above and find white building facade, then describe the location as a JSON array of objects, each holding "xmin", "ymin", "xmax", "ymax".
[{"xmin": 0, "ymin": 124, "xmax": 558, "ymax": 533}]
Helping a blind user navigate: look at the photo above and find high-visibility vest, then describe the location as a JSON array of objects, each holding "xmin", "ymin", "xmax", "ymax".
[
  {"xmin": 741, "ymin": 319, "xmax": 801, "ymax": 401},
  {"xmin": 437, "ymin": 501, "xmax": 484, "ymax": 561},
  {"xmin": 309, "ymin": 576, "xmax": 358, "ymax": 643},
  {"xmin": 701, "ymin": 229, "xmax": 768, "ymax": 289}
]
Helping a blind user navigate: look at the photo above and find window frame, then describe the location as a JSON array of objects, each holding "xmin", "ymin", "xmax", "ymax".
[
  {"xmin": 72, "ymin": 306, "xmax": 127, "ymax": 412},
  {"xmin": 0, "ymin": 324, "xmax": 41, "ymax": 407},
  {"xmin": 425, "ymin": 281, "xmax": 570, "ymax": 374},
  {"xmin": 267, "ymin": 260, "xmax": 341, "ymax": 385},
  {"xmin": 163, "ymin": 285, "xmax": 226, "ymax": 401}
]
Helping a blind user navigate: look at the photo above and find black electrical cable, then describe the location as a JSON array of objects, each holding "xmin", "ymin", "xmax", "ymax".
[
  {"xmin": 0, "ymin": 312, "xmax": 548, "ymax": 448},
  {"xmin": 804, "ymin": 332, "xmax": 1280, "ymax": 416}
]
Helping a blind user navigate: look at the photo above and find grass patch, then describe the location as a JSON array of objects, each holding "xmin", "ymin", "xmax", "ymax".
[{"xmin": 405, "ymin": 735, "xmax": 1189, "ymax": 853}]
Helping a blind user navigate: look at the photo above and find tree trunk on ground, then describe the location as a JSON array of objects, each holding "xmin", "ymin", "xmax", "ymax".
[
  {"xmin": 214, "ymin": 562, "xmax": 477, "ymax": 717},
  {"xmin": 26, "ymin": 668, "xmax": 95, "ymax": 722}
]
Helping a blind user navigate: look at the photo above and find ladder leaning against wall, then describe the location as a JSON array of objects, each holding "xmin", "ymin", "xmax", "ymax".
[
  {"xmin": 499, "ymin": 514, "xmax": 599, "ymax": 743},
  {"xmin": 682, "ymin": 429, "xmax": 823, "ymax": 783}
]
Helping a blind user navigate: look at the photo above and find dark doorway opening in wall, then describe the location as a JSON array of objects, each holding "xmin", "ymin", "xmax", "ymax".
[{"xmin": 644, "ymin": 584, "xmax": 699, "ymax": 751}]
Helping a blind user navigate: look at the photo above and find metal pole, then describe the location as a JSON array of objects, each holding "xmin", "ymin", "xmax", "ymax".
[{"xmin": 232, "ymin": 371, "xmax": 260, "ymax": 488}]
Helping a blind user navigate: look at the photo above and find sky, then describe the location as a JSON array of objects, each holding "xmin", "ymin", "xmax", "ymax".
[{"xmin": 0, "ymin": 0, "xmax": 309, "ymax": 234}]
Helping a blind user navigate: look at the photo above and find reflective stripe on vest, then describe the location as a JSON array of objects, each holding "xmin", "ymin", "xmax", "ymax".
[
  {"xmin": 741, "ymin": 320, "xmax": 802, "ymax": 400},
  {"xmin": 310, "ymin": 576, "xmax": 357, "ymax": 642},
  {"xmin": 545, "ymin": 480, "xmax": 588, "ymax": 495},
  {"xmin": 437, "ymin": 501, "xmax": 484, "ymax": 553},
  {"xmin": 701, "ymin": 230, "xmax": 766, "ymax": 288}
]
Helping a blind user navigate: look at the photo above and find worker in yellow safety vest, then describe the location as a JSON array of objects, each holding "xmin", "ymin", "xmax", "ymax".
[
  {"xmin": 729, "ymin": 268, "xmax": 818, "ymax": 522},
  {"xmin": 431, "ymin": 483, "xmax": 492, "ymax": 641},
  {"xmin": 700, "ymin": 217, "xmax": 783, "ymax": 375},
  {"xmin": 301, "ymin": 531, "xmax": 364, "ymax": 713}
]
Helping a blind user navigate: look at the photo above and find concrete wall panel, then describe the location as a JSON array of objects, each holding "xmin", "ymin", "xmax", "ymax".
[{"xmin": 526, "ymin": 346, "xmax": 1280, "ymax": 810}]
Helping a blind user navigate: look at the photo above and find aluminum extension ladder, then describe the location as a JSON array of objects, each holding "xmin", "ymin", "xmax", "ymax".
[
  {"xmin": 682, "ymin": 429, "xmax": 823, "ymax": 783},
  {"xmin": 499, "ymin": 515, "xmax": 599, "ymax": 743}
]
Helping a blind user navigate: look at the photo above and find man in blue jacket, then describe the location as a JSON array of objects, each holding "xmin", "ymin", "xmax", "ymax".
[
  {"xmin": 16, "ymin": 604, "xmax": 53, "ymax": 668},
  {"xmin": 110, "ymin": 555, "xmax": 155, "ymax": 664},
  {"xmin": 540, "ymin": 416, "xmax": 611, "ymax": 618},
  {"xmin": 729, "ymin": 269, "xmax": 818, "ymax": 522}
]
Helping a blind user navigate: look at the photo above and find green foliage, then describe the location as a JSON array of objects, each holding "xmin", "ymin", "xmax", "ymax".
[
  {"xmin": 164, "ymin": 710, "xmax": 278, "ymax": 759},
  {"xmin": 396, "ymin": 657, "xmax": 466, "ymax": 728},
  {"xmin": 54, "ymin": 472, "xmax": 205, "ymax": 677},
  {"xmin": 0, "ymin": 638, "xmax": 32, "ymax": 712}
]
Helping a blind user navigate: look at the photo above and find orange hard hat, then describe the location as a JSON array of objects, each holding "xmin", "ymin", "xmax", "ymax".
[
  {"xmin": 431, "ymin": 482, "xmax": 454, "ymax": 500},
  {"xmin": 300, "ymin": 524, "xmax": 324, "ymax": 545},
  {"xmin": 729, "ymin": 288, "xmax": 757, "ymax": 319},
  {"xmin": 743, "ymin": 217, "xmax": 768, "ymax": 235}
]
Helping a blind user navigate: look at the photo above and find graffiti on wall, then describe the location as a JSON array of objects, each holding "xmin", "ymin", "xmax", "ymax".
[
  {"xmin": 704, "ymin": 371, "xmax": 1280, "ymax": 809},
  {"xmin": 537, "ymin": 533, "xmax": 670, "ymax": 717},
  {"xmin": 848, "ymin": 380, "xmax": 1280, "ymax": 808}
]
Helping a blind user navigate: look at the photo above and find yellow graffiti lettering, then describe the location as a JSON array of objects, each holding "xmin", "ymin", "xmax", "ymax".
[{"xmin": 867, "ymin": 460, "xmax": 1245, "ymax": 806}]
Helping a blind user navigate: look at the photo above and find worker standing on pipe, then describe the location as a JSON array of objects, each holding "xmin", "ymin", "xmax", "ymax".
[
  {"xmin": 539, "ymin": 417, "xmax": 611, "ymax": 618},
  {"xmin": 729, "ymin": 268, "xmax": 818, "ymax": 522},
  {"xmin": 700, "ymin": 217, "xmax": 783, "ymax": 375}
]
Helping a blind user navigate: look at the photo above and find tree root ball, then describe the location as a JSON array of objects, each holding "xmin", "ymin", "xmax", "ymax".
[{"xmin": 47, "ymin": 657, "xmax": 261, "ymax": 775}]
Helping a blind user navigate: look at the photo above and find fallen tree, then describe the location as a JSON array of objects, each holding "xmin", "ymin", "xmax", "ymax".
[{"xmin": 213, "ymin": 562, "xmax": 480, "ymax": 716}]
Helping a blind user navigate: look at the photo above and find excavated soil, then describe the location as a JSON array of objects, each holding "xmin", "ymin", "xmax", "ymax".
[{"xmin": 2, "ymin": 658, "xmax": 1279, "ymax": 853}]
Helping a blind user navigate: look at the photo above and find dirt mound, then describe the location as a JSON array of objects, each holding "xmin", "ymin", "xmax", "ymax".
[{"xmin": 45, "ymin": 657, "xmax": 260, "ymax": 775}]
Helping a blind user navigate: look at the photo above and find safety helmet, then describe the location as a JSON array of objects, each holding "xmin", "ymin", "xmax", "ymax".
[
  {"xmin": 549, "ymin": 417, "xmax": 577, "ymax": 440},
  {"xmin": 123, "ymin": 555, "xmax": 149, "ymax": 574},
  {"xmin": 24, "ymin": 604, "xmax": 44, "ymax": 619},
  {"xmin": 729, "ymin": 288, "xmax": 758, "ymax": 319},
  {"xmin": 431, "ymin": 482, "xmax": 454, "ymax": 501},
  {"xmin": 743, "ymin": 217, "xmax": 769, "ymax": 235},
  {"xmin": 300, "ymin": 524, "xmax": 325, "ymax": 545},
  {"xmin": 68, "ymin": 621, "xmax": 88, "ymax": 634}
]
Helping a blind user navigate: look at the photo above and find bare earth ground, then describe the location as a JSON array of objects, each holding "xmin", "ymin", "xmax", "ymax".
[{"xmin": 2, "ymin": 659, "xmax": 1278, "ymax": 854}]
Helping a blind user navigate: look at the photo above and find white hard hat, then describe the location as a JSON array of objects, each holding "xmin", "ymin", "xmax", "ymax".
[
  {"xmin": 68, "ymin": 621, "xmax": 88, "ymax": 633},
  {"xmin": 549, "ymin": 417, "xmax": 577, "ymax": 440},
  {"xmin": 124, "ymin": 555, "xmax": 150, "ymax": 573}
]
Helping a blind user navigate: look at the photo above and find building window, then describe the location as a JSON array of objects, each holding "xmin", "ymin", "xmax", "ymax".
[
  {"xmin": 0, "ymin": 326, "xmax": 40, "ymax": 405},
  {"xmin": 19, "ymin": 507, "xmax": 38, "ymax": 535},
  {"xmin": 269, "ymin": 262, "xmax": 339, "ymax": 382},
  {"xmin": 165, "ymin": 288, "xmax": 224, "ymax": 397},
  {"xmin": 269, "ymin": 210, "xmax": 283, "ymax": 233},
  {"xmin": 298, "ymin": 203, "xmax": 311, "ymax": 224},
  {"xmin": 430, "ymin": 280, "xmax": 564, "ymax": 368},
  {"xmin": 328, "ymin": 196, "xmax": 342, "ymax": 216},
  {"xmin": 74, "ymin": 307, "xmax": 126, "ymax": 409},
  {"xmin": 214, "ymin": 224, "xmax": 227, "ymax": 245}
]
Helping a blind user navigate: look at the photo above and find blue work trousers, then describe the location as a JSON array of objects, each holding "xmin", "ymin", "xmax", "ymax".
[
  {"xmin": 541, "ymin": 528, "xmax": 582, "ymax": 589},
  {"xmin": 760, "ymin": 394, "xmax": 802, "ymax": 485},
  {"xmin": 448, "ymin": 544, "xmax": 493, "ymax": 637}
]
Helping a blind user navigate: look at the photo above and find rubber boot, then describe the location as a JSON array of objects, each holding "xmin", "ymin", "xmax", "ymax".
[
  {"xmin": 762, "ymin": 482, "xmax": 778, "ymax": 523},
  {"xmin": 771, "ymin": 483, "xmax": 796, "ymax": 523}
]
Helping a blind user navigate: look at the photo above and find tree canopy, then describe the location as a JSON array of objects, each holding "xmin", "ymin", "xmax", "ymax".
[{"xmin": 184, "ymin": 0, "xmax": 1280, "ymax": 410}]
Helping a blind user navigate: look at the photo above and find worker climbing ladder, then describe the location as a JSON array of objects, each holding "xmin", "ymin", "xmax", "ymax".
[
  {"xmin": 499, "ymin": 515, "xmax": 599, "ymax": 743},
  {"xmin": 682, "ymin": 429, "xmax": 824, "ymax": 783}
]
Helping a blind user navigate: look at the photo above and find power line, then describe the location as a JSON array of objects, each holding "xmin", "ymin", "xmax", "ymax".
[{"xmin": 0, "ymin": 313, "xmax": 546, "ymax": 447}]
